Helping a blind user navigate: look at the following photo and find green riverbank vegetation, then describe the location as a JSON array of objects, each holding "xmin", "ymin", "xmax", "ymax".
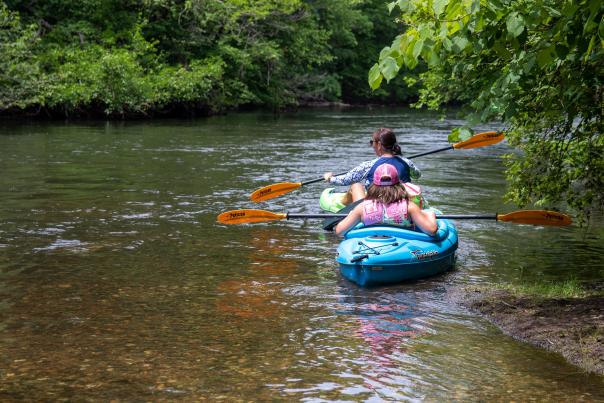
[
  {"xmin": 370, "ymin": 0, "xmax": 603, "ymax": 223},
  {"xmin": 496, "ymin": 278, "xmax": 604, "ymax": 299},
  {"xmin": 0, "ymin": 0, "xmax": 417, "ymax": 118}
]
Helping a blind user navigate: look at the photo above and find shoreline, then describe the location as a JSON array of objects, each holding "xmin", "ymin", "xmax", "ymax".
[
  {"xmin": 0, "ymin": 102, "xmax": 411, "ymax": 121},
  {"xmin": 455, "ymin": 286, "xmax": 604, "ymax": 375}
]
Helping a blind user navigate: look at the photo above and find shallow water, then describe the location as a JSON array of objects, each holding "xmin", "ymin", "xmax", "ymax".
[{"xmin": 1, "ymin": 108, "xmax": 603, "ymax": 400}]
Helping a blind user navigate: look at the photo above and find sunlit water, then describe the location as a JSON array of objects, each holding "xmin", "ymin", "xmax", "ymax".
[{"xmin": 1, "ymin": 108, "xmax": 602, "ymax": 401}]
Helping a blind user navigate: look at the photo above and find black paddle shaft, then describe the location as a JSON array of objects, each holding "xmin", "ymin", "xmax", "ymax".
[
  {"xmin": 408, "ymin": 145, "xmax": 454, "ymax": 158},
  {"xmin": 322, "ymin": 199, "xmax": 364, "ymax": 231},
  {"xmin": 288, "ymin": 213, "xmax": 498, "ymax": 220},
  {"xmin": 287, "ymin": 213, "xmax": 347, "ymax": 219}
]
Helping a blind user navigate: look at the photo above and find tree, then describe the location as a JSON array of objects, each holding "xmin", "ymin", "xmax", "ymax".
[
  {"xmin": 0, "ymin": 2, "xmax": 44, "ymax": 111},
  {"xmin": 369, "ymin": 0, "xmax": 603, "ymax": 222}
]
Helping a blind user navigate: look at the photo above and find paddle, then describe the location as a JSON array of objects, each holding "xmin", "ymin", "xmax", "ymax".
[
  {"xmin": 321, "ymin": 199, "xmax": 361, "ymax": 231},
  {"xmin": 250, "ymin": 131, "xmax": 504, "ymax": 202},
  {"xmin": 217, "ymin": 209, "xmax": 572, "ymax": 227}
]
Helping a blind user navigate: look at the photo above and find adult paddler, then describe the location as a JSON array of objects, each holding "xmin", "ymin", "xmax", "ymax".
[{"xmin": 323, "ymin": 127, "xmax": 421, "ymax": 205}]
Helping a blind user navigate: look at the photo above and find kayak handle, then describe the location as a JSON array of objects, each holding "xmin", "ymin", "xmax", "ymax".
[{"xmin": 350, "ymin": 254, "xmax": 369, "ymax": 263}]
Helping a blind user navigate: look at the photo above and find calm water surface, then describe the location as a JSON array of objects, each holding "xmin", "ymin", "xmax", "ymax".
[{"xmin": 1, "ymin": 108, "xmax": 603, "ymax": 401}]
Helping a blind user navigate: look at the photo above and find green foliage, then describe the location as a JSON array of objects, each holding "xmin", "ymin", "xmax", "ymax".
[
  {"xmin": 497, "ymin": 278, "xmax": 602, "ymax": 299},
  {"xmin": 371, "ymin": 0, "xmax": 604, "ymax": 222},
  {"xmin": 448, "ymin": 127, "xmax": 473, "ymax": 143},
  {"xmin": 43, "ymin": 43, "xmax": 226, "ymax": 115},
  {"xmin": 0, "ymin": 0, "xmax": 420, "ymax": 116},
  {"xmin": 0, "ymin": 3, "xmax": 44, "ymax": 110}
]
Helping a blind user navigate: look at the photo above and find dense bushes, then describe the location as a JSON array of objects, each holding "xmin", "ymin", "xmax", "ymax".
[{"xmin": 0, "ymin": 0, "xmax": 415, "ymax": 117}]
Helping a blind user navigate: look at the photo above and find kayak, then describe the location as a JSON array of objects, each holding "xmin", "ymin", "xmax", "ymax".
[
  {"xmin": 319, "ymin": 187, "xmax": 457, "ymax": 286},
  {"xmin": 319, "ymin": 185, "xmax": 457, "ymax": 286},
  {"xmin": 336, "ymin": 220, "xmax": 458, "ymax": 287},
  {"xmin": 319, "ymin": 188, "xmax": 348, "ymax": 213}
]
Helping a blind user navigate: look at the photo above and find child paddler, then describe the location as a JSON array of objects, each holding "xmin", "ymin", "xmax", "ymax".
[{"xmin": 335, "ymin": 164, "xmax": 437, "ymax": 237}]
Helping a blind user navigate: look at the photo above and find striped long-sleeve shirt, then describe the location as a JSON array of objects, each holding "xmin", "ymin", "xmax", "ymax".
[{"xmin": 328, "ymin": 156, "xmax": 420, "ymax": 187}]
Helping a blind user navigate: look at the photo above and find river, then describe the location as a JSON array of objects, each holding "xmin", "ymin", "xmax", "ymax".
[{"xmin": 1, "ymin": 108, "xmax": 603, "ymax": 400}]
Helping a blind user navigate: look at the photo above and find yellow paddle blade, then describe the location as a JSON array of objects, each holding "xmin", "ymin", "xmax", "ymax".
[
  {"xmin": 250, "ymin": 182, "xmax": 303, "ymax": 202},
  {"xmin": 217, "ymin": 209, "xmax": 287, "ymax": 224},
  {"xmin": 453, "ymin": 131, "xmax": 505, "ymax": 149},
  {"xmin": 497, "ymin": 210, "xmax": 572, "ymax": 226}
]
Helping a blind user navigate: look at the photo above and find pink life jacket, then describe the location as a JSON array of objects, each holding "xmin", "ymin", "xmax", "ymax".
[{"xmin": 361, "ymin": 199, "xmax": 414, "ymax": 228}]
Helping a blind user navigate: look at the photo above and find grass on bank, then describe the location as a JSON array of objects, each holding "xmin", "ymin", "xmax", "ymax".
[{"xmin": 496, "ymin": 278, "xmax": 604, "ymax": 299}]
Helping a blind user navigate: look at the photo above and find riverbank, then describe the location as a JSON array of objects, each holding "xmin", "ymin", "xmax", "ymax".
[
  {"xmin": 455, "ymin": 286, "xmax": 604, "ymax": 375},
  {"xmin": 0, "ymin": 102, "xmax": 368, "ymax": 121}
]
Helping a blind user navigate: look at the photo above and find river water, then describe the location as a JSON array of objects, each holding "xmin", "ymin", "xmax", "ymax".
[{"xmin": 1, "ymin": 108, "xmax": 603, "ymax": 401}]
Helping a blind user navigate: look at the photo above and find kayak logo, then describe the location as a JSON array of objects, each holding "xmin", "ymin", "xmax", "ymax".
[
  {"xmin": 257, "ymin": 188, "xmax": 272, "ymax": 196},
  {"xmin": 229, "ymin": 211, "xmax": 246, "ymax": 218},
  {"xmin": 544, "ymin": 212, "xmax": 564, "ymax": 221},
  {"xmin": 411, "ymin": 250, "xmax": 439, "ymax": 260}
]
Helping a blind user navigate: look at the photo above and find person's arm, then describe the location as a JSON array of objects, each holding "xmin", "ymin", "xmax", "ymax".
[
  {"xmin": 325, "ymin": 159, "xmax": 374, "ymax": 186},
  {"xmin": 400, "ymin": 156, "xmax": 421, "ymax": 180},
  {"xmin": 408, "ymin": 202, "xmax": 437, "ymax": 235},
  {"xmin": 335, "ymin": 204, "xmax": 363, "ymax": 236}
]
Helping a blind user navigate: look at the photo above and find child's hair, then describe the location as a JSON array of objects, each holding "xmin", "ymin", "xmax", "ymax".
[{"xmin": 365, "ymin": 183, "xmax": 408, "ymax": 205}]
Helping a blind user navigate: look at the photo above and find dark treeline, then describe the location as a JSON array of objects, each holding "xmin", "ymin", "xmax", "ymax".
[{"xmin": 0, "ymin": 0, "xmax": 419, "ymax": 118}]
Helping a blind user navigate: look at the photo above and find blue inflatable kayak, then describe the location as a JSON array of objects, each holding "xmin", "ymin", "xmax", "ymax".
[{"xmin": 336, "ymin": 220, "xmax": 458, "ymax": 287}]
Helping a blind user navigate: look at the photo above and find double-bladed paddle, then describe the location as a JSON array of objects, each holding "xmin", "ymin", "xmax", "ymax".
[
  {"xmin": 250, "ymin": 131, "xmax": 504, "ymax": 202},
  {"xmin": 217, "ymin": 209, "xmax": 572, "ymax": 227}
]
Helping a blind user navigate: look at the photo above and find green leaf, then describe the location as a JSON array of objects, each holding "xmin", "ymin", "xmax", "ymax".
[
  {"xmin": 412, "ymin": 39, "xmax": 425, "ymax": 58},
  {"xmin": 537, "ymin": 46, "xmax": 555, "ymax": 68},
  {"xmin": 433, "ymin": 0, "xmax": 449, "ymax": 17},
  {"xmin": 474, "ymin": 15, "xmax": 486, "ymax": 33},
  {"xmin": 396, "ymin": 0, "xmax": 411, "ymax": 12},
  {"xmin": 368, "ymin": 63, "xmax": 383, "ymax": 90},
  {"xmin": 561, "ymin": 2, "xmax": 579, "ymax": 17},
  {"xmin": 448, "ymin": 127, "xmax": 473, "ymax": 143},
  {"xmin": 506, "ymin": 12, "xmax": 525, "ymax": 38},
  {"xmin": 426, "ymin": 49, "xmax": 441, "ymax": 66},
  {"xmin": 380, "ymin": 56, "xmax": 400, "ymax": 82},
  {"xmin": 403, "ymin": 48, "xmax": 419, "ymax": 69},
  {"xmin": 451, "ymin": 35, "xmax": 469, "ymax": 53},
  {"xmin": 584, "ymin": 35, "xmax": 596, "ymax": 63},
  {"xmin": 445, "ymin": 1, "xmax": 462, "ymax": 21},
  {"xmin": 379, "ymin": 46, "xmax": 392, "ymax": 61},
  {"xmin": 387, "ymin": 1, "xmax": 397, "ymax": 14},
  {"xmin": 493, "ymin": 41, "xmax": 512, "ymax": 59},
  {"xmin": 543, "ymin": 6, "xmax": 561, "ymax": 18},
  {"xmin": 438, "ymin": 23, "xmax": 449, "ymax": 40},
  {"xmin": 523, "ymin": 54, "xmax": 536, "ymax": 73},
  {"xmin": 391, "ymin": 35, "xmax": 404, "ymax": 53},
  {"xmin": 418, "ymin": 23, "xmax": 431, "ymax": 41}
]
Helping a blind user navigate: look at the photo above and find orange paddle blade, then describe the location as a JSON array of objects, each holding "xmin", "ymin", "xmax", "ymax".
[
  {"xmin": 497, "ymin": 210, "xmax": 572, "ymax": 226},
  {"xmin": 250, "ymin": 182, "xmax": 302, "ymax": 202},
  {"xmin": 217, "ymin": 209, "xmax": 287, "ymax": 224},
  {"xmin": 453, "ymin": 131, "xmax": 504, "ymax": 149}
]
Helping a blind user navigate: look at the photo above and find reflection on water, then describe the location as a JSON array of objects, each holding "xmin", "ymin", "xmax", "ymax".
[{"xmin": 0, "ymin": 109, "xmax": 603, "ymax": 400}]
